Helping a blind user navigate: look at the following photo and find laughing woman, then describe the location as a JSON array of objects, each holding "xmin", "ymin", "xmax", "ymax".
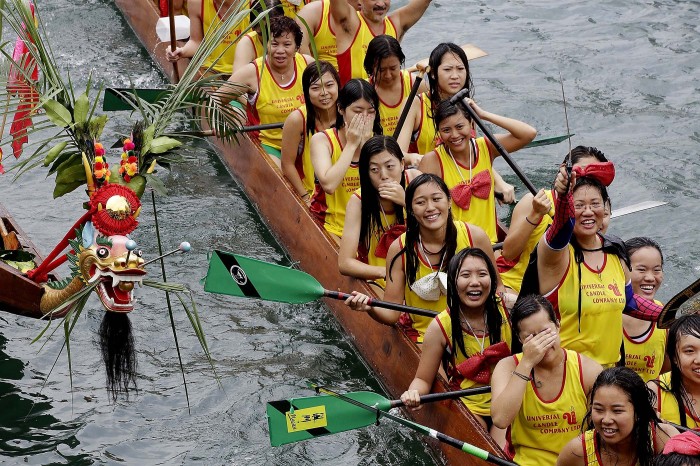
[
  {"xmin": 309, "ymin": 79, "xmax": 382, "ymax": 240},
  {"xmin": 338, "ymin": 135, "xmax": 419, "ymax": 290},
  {"xmin": 400, "ymin": 248, "xmax": 512, "ymax": 440},
  {"xmin": 650, "ymin": 314, "xmax": 700, "ymax": 429},
  {"xmin": 281, "ymin": 61, "xmax": 340, "ymax": 203},
  {"xmin": 557, "ymin": 367, "xmax": 677, "ymax": 466},
  {"xmin": 418, "ymin": 99, "xmax": 536, "ymax": 243},
  {"xmin": 345, "ymin": 174, "xmax": 498, "ymax": 343}
]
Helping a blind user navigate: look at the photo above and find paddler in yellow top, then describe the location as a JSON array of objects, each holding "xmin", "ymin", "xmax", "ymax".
[
  {"xmin": 232, "ymin": 0, "xmax": 285, "ymax": 73},
  {"xmin": 330, "ymin": 0, "xmax": 433, "ymax": 85},
  {"xmin": 166, "ymin": 0, "xmax": 253, "ymax": 78}
]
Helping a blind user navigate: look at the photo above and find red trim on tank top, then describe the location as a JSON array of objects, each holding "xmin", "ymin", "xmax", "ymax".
[
  {"xmin": 436, "ymin": 148, "xmax": 446, "ymax": 178},
  {"xmin": 464, "ymin": 222, "xmax": 473, "ymax": 247},
  {"xmin": 577, "ymin": 353, "xmax": 585, "ymax": 388},
  {"xmin": 454, "ymin": 138, "xmax": 480, "ymax": 170},
  {"xmin": 531, "ymin": 349, "xmax": 568, "ymax": 403},
  {"xmin": 378, "ymin": 73, "xmax": 406, "ymax": 109},
  {"xmin": 314, "ymin": 0, "xmax": 326, "ymax": 36},
  {"xmin": 581, "ymin": 434, "xmax": 588, "ymax": 466},
  {"xmin": 623, "ymin": 323, "xmax": 655, "ymax": 345},
  {"xmin": 265, "ymin": 56, "xmax": 300, "ymax": 89},
  {"xmin": 583, "ymin": 252, "xmax": 607, "ymax": 274}
]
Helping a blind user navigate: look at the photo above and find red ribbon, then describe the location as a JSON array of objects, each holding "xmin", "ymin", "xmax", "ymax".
[
  {"xmin": 450, "ymin": 170, "xmax": 492, "ymax": 210},
  {"xmin": 662, "ymin": 431, "xmax": 700, "ymax": 455},
  {"xmin": 455, "ymin": 341, "xmax": 510, "ymax": 384},
  {"xmin": 374, "ymin": 223, "xmax": 406, "ymax": 259},
  {"xmin": 572, "ymin": 161, "xmax": 615, "ymax": 187}
]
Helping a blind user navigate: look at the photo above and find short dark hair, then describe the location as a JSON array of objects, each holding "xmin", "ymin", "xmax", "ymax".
[
  {"xmin": 270, "ymin": 16, "xmax": 302, "ymax": 47},
  {"xmin": 509, "ymin": 294, "xmax": 557, "ymax": 354}
]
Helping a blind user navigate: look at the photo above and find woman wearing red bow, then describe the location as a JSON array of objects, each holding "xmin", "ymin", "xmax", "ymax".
[
  {"xmin": 418, "ymin": 99, "xmax": 537, "ymax": 243},
  {"xmin": 338, "ymin": 135, "xmax": 420, "ymax": 291},
  {"xmin": 400, "ymin": 247, "xmax": 512, "ymax": 442}
]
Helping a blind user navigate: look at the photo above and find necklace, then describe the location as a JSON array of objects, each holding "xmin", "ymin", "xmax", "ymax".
[
  {"xmin": 418, "ymin": 235, "xmax": 445, "ymax": 256},
  {"xmin": 417, "ymin": 235, "xmax": 446, "ymax": 270},
  {"xmin": 446, "ymin": 140, "xmax": 477, "ymax": 185},
  {"xmin": 532, "ymin": 350, "xmax": 565, "ymax": 389},
  {"xmin": 462, "ymin": 313, "xmax": 487, "ymax": 353}
]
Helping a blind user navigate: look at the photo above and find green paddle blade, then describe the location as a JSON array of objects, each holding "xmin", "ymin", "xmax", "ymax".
[
  {"xmin": 524, "ymin": 133, "xmax": 574, "ymax": 148},
  {"xmin": 266, "ymin": 391, "xmax": 391, "ymax": 446},
  {"xmin": 203, "ymin": 250, "xmax": 325, "ymax": 304}
]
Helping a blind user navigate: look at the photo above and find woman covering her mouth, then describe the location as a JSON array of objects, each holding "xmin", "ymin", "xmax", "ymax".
[
  {"xmin": 557, "ymin": 366, "xmax": 678, "ymax": 466},
  {"xmin": 345, "ymin": 174, "xmax": 498, "ymax": 343},
  {"xmin": 649, "ymin": 314, "xmax": 700, "ymax": 429}
]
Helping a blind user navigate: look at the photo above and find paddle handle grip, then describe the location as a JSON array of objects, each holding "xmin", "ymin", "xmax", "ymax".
[
  {"xmin": 392, "ymin": 68, "xmax": 427, "ymax": 139},
  {"xmin": 389, "ymin": 386, "xmax": 491, "ymax": 408},
  {"xmin": 324, "ymin": 290, "xmax": 438, "ymax": 318},
  {"xmin": 450, "ymin": 89, "xmax": 537, "ymax": 196}
]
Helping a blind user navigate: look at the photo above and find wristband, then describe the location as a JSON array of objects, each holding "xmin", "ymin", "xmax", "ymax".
[
  {"xmin": 512, "ymin": 370, "xmax": 532, "ymax": 382},
  {"xmin": 525, "ymin": 216, "xmax": 538, "ymax": 226}
]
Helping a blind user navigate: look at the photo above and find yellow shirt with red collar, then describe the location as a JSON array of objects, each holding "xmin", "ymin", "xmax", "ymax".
[
  {"xmin": 249, "ymin": 53, "xmax": 308, "ymax": 150},
  {"xmin": 655, "ymin": 372, "xmax": 700, "ymax": 429},
  {"xmin": 292, "ymin": 105, "xmax": 317, "ymax": 196},
  {"xmin": 623, "ymin": 315, "xmax": 667, "ymax": 383},
  {"xmin": 544, "ymin": 246, "xmax": 627, "ymax": 367},
  {"xmin": 312, "ymin": 0, "xmax": 340, "ymax": 69},
  {"xmin": 413, "ymin": 93, "xmax": 439, "ymax": 155},
  {"xmin": 377, "ymin": 70, "xmax": 413, "ymax": 137},
  {"xmin": 309, "ymin": 128, "xmax": 360, "ymax": 237},
  {"xmin": 201, "ymin": 0, "xmax": 251, "ymax": 75},
  {"xmin": 434, "ymin": 139, "xmax": 498, "ymax": 243},
  {"xmin": 506, "ymin": 349, "xmax": 588, "ymax": 466},
  {"xmin": 581, "ymin": 428, "xmax": 656, "ymax": 466},
  {"xmin": 242, "ymin": 30, "xmax": 264, "ymax": 61},
  {"xmin": 436, "ymin": 305, "xmax": 511, "ymax": 417},
  {"xmin": 336, "ymin": 12, "xmax": 398, "ymax": 85},
  {"xmin": 397, "ymin": 222, "xmax": 474, "ymax": 343}
]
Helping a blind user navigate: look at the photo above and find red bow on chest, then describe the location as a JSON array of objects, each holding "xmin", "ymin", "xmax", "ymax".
[
  {"xmin": 455, "ymin": 341, "xmax": 510, "ymax": 384},
  {"xmin": 450, "ymin": 170, "xmax": 492, "ymax": 210},
  {"xmin": 374, "ymin": 223, "xmax": 406, "ymax": 259}
]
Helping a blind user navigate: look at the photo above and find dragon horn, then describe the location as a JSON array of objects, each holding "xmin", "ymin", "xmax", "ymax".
[{"xmin": 82, "ymin": 152, "xmax": 96, "ymax": 198}]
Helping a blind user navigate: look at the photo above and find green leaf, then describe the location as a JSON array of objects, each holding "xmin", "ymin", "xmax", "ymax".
[
  {"xmin": 143, "ymin": 173, "xmax": 167, "ymax": 196},
  {"xmin": 141, "ymin": 124, "xmax": 155, "ymax": 153},
  {"xmin": 48, "ymin": 151, "xmax": 79, "ymax": 176},
  {"xmin": 43, "ymin": 141, "xmax": 69, "ymax": 166},
  {"xmin": 147, "ymin": 136, "xmax": 181, "ymax": 154},
  {"xmin": 41, "ymin": 99, "xmax": 72, "ymax": 127},
  {"xmin": 73, "ymin": 93, "xmax": 89, "ymax": 125},
  {"xmin": 53, "ymin": 180, "xmax": 84, "ymax": 198},
  {"xmin": 88, "ymin": 114, "xmax": 108, "ymax": 138},
  {"xmin": 118, "ymin": 174, "xmax": 147, "ymax": 198},
  {"xmin": 55, "ymin": 162, "xmax": 87, "ymax": 185}
]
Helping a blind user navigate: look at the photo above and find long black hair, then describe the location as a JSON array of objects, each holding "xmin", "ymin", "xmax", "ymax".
[
  {"xmin": 389, "ymin": 174, "xmax": 457, "ymax": 286},
  {"xmin": 570, "ymin": 175, "xmax": 611, "ymax": 261},
  {"xmin": 99, "ymin": 313, "xmax": 137, "ymax": 401},
  {"xmin": 563, "ymin": 145, "xmax": 608, "ymax": 165},
  {"xmin": 664, "ymin": 314, "xmax": 700, "ymax": 427},
  {"xmin": 302, "ymin": 60, "xmax": 340, "ymax": 137},
  {"xmin": 363, "ymin": 35, "xmax": 405, "ymax": 84},
  {"xmin": 336, "ymin": 79, "xmax": 383, "ymax": 135},
  {"xmin": 446, "ymin": 248, "xmax": 503, "ymax": 359},
  {"xmin": 582, "ymin": 367, "xmax": 661, "ymax": 466},
  {"xmin": 427, "ymin": 42, "xmax": 473, "ymax": 109},
  {"xmin": 509, "ymin": 294, "xmax": 558, "ymax": 354},
  {"xmin": 432, "ymin": 99, "xmax": 471, "ymax": 137},
  {"xmin": 358, "ymin": 135, "xmax": 406, "ymax": 250}
]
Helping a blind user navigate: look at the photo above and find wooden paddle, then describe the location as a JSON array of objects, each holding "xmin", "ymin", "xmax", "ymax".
[
  {"xmin": 267, "ymin": 385, "xmax": 491, "ymax": 446},
  {"xmin": 407, "ymin": 44, "xmax": 488, "ymax": 73},
  {"xmin": 0, "ymin": 216, "xmax": 20, "ymax": 250},
  {"xmin": 167, "ymin": 0, "xmax": 180, "ymax": 83},
  {"xmin": 450, "ymin": 89, "xmax": 538, "ymax": 195},
  {"xmin": 392, "ymin": 66, "xmax": 429, "ymax": 139},
  {"xmin": 203, "ymin": 250, "xmax": 439, "ymax": 318}
]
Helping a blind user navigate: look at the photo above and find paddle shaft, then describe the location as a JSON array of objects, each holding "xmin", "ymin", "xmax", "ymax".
[
  {"xmin": 174, "ymin": 122, "xmax": 284, "ymax": 136},
  {"xmin": 392, "ymin": 67, "xmax": 427, "ymax": 139},
  {"xmin": 450, "ymin": 89, "xmax": 537, "ymax": 196},
  {"xmin": 315, "ymin": 386, "xmax": 516, "ymax": 466},
  {"xmin": 167, "ymin": 0, "xmax": 180, "ymax": 83},
  {"xmin": 323, "ymin": 290, "xmax": 437, "ymax": 318},
  {"xmin": 389, "ymin": 385, "xmax": 491, "ymax": 408},
  {"xmin": 668, "ymin": 422, "xmax": 700, "ymax": 436}
]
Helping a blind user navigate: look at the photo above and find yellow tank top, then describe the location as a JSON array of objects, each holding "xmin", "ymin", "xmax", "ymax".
[
  {"xmin": 545, "ymin": 246, "xmax": 627, "ymax": 367},
  {"xmin": 251, "ymin": 53, "xmax": 308, "ymax": 150},
  {"xmin": 436, "ymin": 306, "xmax": 511, "ymax": 416},
  {"xmin": 623, "ymin": 319, "xmax": 667, "ymax": 383},
  {"xmin": 499, "ymin": 190, "xmax": 555, "ymax": 292},
  {"xmin": 413, "ymin": 93, "xmax": 439, "ymax": 155},
  {"xmin": 293, "ymin": 105, "xmax": 317, "ymax": 196},
  {"xmin": 309, "ymin": 128, "xmax": 360, "ymax": 237},
  {"xmin": 336, "ymin": 13, "xmax": 398, "ymax": 85},
  {"xmin": 201, "ymin": 0, "xmax": 251, "ymax": 75},
  {"xmin": 242, "ymin": 30, "xmax": 264, "ymax": 60},
  {"xmin": 507, "ymin": 349, "xmax": 588, "ymax": 466},
  {"xmin": 281, "ymin": 0, "xmax": 308, "ymax": 17},
  {"xmin": 376, "ymin": 70, "xmax": 413, "ymax": 137},
  {"xmin": 656, "ymin": 373, "xmax": 700, "ymax": 428},
  {"xmin": 398, "ymin": 222, "xmax": 474, "ymax": 343},
  {"xmin": 435, "ymin": 139, "xmax": 498, "ymax": 243},
  {"xmin": 353, "ymin": 188, "xmax": 398, "ymax": 289},
  {"xmin": 312, "ymin": 0, "xmax": 339, "ymax": 69},
  {"xmin": 581, "ymin": 428, "xmax": 653, "ymax": 466}
]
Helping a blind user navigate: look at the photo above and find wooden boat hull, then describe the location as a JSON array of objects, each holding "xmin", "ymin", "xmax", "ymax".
[
  {"xmin": 0, "ymin": 203, "xmax": 48, "ymax": 319},
  {"xmin": 114, "ymin": 2, "xmax": 505, "ymax": 463}
]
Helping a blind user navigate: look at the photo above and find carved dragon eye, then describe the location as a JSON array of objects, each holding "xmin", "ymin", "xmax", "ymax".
[
  {"xmin": 96, "ymin": 247, "xmax": 110, "ymax": 259},
  {"xmin": 136, "ymin": 249, "xmax": 143, "ymax": 257}
]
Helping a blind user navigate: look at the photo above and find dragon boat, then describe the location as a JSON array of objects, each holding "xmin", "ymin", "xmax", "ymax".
[{"xmin": 113, "ymin": 0, "xmax": 506, "ymax": 464}]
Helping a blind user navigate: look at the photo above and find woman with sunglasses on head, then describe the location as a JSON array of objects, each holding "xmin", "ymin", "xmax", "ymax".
[
  {"xmin": 345, "ymin": 173, "xmax": 498, "ymax": 343},
  {"xmin": 649, "ymin": 314, "xmax": 700, "ymax": 429},
  {"xmin": 400, "ymin": 248, "xmax": 512, "ymax": 442},
  {"xmin": 309, "ymin": 79, "xmax": 382, "ymax": 241},
  {"xmin": 491, "ymin": 294, "xmax": 603, "ymax": 462},
  {"xmin": 338, "ymin": 135, "xmax": 420, "ymax": 291},
  {"xmin": 418, "ymin": 99, "xmax": 536, "ymax": 244},
  {"xmin": 281, "ymin": 61, "xmax": 340, "ymax": 204}
]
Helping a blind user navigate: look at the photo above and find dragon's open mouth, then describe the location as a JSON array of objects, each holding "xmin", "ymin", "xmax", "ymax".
[{"xmin": 89, "ymin": 267, "xmax": 146, "ymax": 312}]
